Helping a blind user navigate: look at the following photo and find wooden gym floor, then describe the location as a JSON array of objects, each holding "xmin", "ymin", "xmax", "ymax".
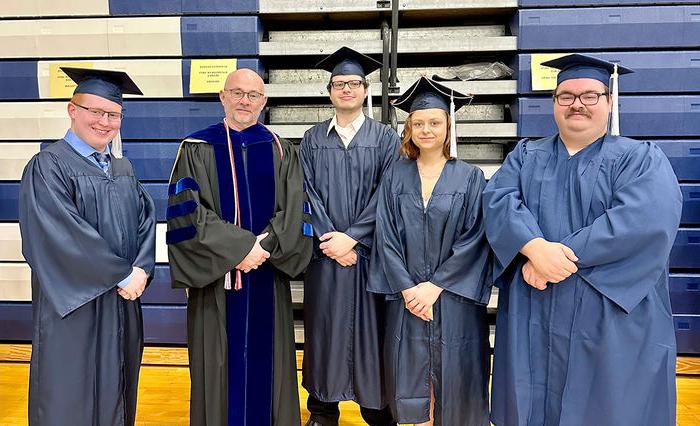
[{"xmin": 1, "ymin": 345, "xmax": 699, "ymax": 425}]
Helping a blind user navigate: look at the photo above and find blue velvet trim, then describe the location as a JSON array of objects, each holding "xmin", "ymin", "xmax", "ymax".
[
  {"xmin": 168, "ymin": 177, "xmax": 199, "ymax": 196},
  {"xmin": 303, "ymin": 222, "xmax": 313, "ymax": 237},
  {"xmin": 165, "ymin": 225, "xmax": 197, "ymax": 245},
  {"xmin": 303, "ymin": 201, "xmax": 312, "ymax": 215},
  {"xmin": 166, "ymin": 200, "xmax": 198, "ymax": 220},
  {"xmin": 208, "ymin": 124, "xmax": 277, "ymax": 426}
]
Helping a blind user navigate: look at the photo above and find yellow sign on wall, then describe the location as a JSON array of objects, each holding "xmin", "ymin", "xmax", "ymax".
[
  {"xmin": 531, "ymin": 53, "xmax": 568, "ymax": 91},
  {"xmin": 49, "ymin": 62, "xmax": 94, "ymax": 98},
  {"xmin": 189, "ymin": 59, "xmax": 238, "ymax": 94}
]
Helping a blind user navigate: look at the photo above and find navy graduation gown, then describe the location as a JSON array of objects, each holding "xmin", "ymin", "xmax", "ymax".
[
  {"xmin": 368, "ymin": 158, "xmax": 491, "ymax": 425},
  {"xmin": 483, "ymin": 135, "xmax": 682, "ymax": 426},
  {"xmin": 19, "ymin": 139, "xmax": 156, "ymax": 426},
  {"xmin": 167, "ymin": 122, "xmax": 311, "ymax": 426},
  {"xmin": 299, "ymin": 116, "xmax": 400, "ymax": 408}
]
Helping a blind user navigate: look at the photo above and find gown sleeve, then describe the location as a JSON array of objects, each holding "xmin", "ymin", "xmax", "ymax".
[
  {"xmin": 559, "ymin": 142, "xmax": 682, "ymax": 313},
  {"xmin": 259, "ymin": 138, "xmax": 313, "ymax": 278},
  {"xmin": 132, "ymin": 181, "xmax": 157, "ymax": 277},
  {"xmin": 431, "ymin": 168, "xmax": 492, "ymax": 305},
  {"xmin": 482, "ymin": 139, "xmax": 545, "ymax": 281},
  {"xmin": 299, "ymin": 133, "xmax": 337, "ymax": 238},
  {"xmin": 367, "ymin": 166, "xmax": 415, "ymax": 295},
  {"xmin": 19, "ymin": 152, "xmax": 133, "ymax": 317},
  {"xmin": 166, "ymin": 142, "xmax": 257, "ymax": 288},
  {"xmin": 344, "ymin": 127, "xmax": 400, "ymax": 250}
]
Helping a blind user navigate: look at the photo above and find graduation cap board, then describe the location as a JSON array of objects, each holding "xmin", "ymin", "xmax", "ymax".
[
  {"xmin": 315, "ymin": 47, "xmax": 382, "ymax": 118},
  {"xmin": 540, "ymin": 54, "xmax": 633, "ymax": 136},
  {"xmin": 61, "ymin": 67, "xmax": 143, "ymax": 158},
  {"xmin": 393, "ymin": 76, "xmax": 473, "ymax": 159}
]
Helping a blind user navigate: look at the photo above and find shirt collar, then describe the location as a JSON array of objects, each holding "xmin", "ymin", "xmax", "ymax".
[
  {"xmin": 64, "ymin": 129, "xmax": 110, "ymax": 158},
  {"xmin": 326, "ymin": 112, "xmax": 366, "ymax": 136}
]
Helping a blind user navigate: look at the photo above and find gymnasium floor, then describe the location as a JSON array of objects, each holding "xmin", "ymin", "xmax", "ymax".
[{"xmin": 1, "ymin": 347, "xmax": 698, "ymax": 425}]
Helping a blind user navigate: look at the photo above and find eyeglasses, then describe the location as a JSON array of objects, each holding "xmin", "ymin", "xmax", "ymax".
[
  {"xmin": 329, "ymin": 80, "xmax": 364, "ymax": 90},
  {"xmin": 223, "ymin": 89, "xmax": 264, "ymax": 102},
  {"xmin": 72, "ymin": 102, "xmax": 123, "ymax": 121},
  {"xmin": 554, "ymin": 92, "xmax": 609, "ymax": 107}
]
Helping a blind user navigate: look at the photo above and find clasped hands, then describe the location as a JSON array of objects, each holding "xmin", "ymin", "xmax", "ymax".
[
  {"xmin": 236, "ymin": 232, "xmax": 271, "ymax": 273},
  {"xmin": 319, "ymin": 231, "xmax": 358, "ymax": 267},
  {"xmin": 118, "ymin": 266, "xmax": 148, "ymax": 301},
  {"xmin": 401, "ymin": 282, "xmax": 443, "ymax": 322},
  {"xmin": 520, "ymin": 237, "xmax": 579, "ymax": 291}
]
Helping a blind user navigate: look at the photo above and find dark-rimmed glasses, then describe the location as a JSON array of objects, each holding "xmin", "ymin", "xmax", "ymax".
[
  {"xmin": 554, "ymin": 92, "xmax": 609, "ymax": 107},
  {"xmin": 72, "ymin": 102, "xmax": 123, "ymax": 121},
  {"xmin": 329, "ymin": 80, "xmax": 364, "ymax": 90}
]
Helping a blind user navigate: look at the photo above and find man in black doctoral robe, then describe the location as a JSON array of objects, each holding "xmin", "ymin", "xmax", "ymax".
[
  {"xmin": 19, "ymin": 68, "xmax": 156, "ymax": 425},
  {"xmin": 167, "ymin": 68, "xmax": 312, "ymax": 426},
  {"xmin": 299, "ymin": 47, "xmax": 399, "ymax": 426}
]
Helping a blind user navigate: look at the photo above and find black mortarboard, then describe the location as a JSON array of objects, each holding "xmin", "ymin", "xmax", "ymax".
[
  {"xmin": 315, "ymin": 47, "xmax": 382, "ymax": 78},
  {"xmin": 540, "ymin": 53, "xmax": 633, "ymax": 87},
  {"xmin": 61, "ymin": 67, "xmax": 143, "ymax": 105}
]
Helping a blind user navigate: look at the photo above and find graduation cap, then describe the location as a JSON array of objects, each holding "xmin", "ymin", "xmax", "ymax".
[
  {"xmin": 393, "ymin": 76, "xmax": 473, "ymax": 158},
  {"xmin": 316, "ymin": 47, "xmax": 382, "ymax": 118},
  {"xmin": 540, "ymin": 54, "xmax": 634, "ymax": 136},
  {"xmin": 61, "ymin": 67, "xmax": 143, "ymax": 159}
]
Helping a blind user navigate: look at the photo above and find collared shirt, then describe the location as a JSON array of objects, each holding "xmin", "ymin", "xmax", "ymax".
[
  {"xmin": 63, "ymin": 129, "xmax": 132, "ymax": 289},
  {"xmin": 64, "ymin": 129, "xmax": 111, "ymax": 172},
  {"xmin": 327, "ymin": 112, "xmax": 366, "ymax": 148}
]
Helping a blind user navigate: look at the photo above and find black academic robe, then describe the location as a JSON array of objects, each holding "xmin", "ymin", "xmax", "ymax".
[
  {"xmin": 299, "ymin": 116, "xmax": 400, "ymax": 408},
  {"xmin": 368, "ymin": 158, "xmax": 491, "ymax": 425},
  {"xmin": 483, "ymin": 135, "xmax": 682, "ymax": 426},
  {"xmin": 167, "ymin": 122, "xmax": 312, "ymax": 426},
  {"xmin": 19, "ymin": 139, "xmax": 156, "ymax": 426}
]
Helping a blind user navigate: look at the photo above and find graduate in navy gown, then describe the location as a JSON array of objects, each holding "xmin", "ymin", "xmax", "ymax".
[
  {"xmin": 299, "ymin": 47, "xmax": 400, "ymax": 426},
  {"xmin": 19, "ymin": 68, "xmax": 156, "ymax": 425},
  {"xmin": 483, "ymin": 54, "xmax": 682, "ymax": 426},
  {"xmin": 368, "ymin": 77, "xmax": 492, "ymax": 426}
]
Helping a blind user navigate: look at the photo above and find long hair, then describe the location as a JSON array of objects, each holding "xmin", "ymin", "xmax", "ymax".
[{"xmin": 400, "ymin": 110, "xmax": 452, "ymax": 160}]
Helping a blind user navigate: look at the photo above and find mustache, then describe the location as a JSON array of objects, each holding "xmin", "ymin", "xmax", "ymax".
[{"xmin": 565, "ymin": 107, "xmax": 591, "ymax": 118}]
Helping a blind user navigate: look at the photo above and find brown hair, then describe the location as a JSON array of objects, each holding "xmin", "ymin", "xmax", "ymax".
[{"xmin": 400, "ymin": 110, "xmax": 452, "ymax": 160}]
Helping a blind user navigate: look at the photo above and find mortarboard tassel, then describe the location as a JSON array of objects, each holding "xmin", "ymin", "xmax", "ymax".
[
  {"xmin": 610, "ymin": 64, "xmax": 620, "ymax": 136},
  {"xmin": 366, "ymin": 84, "xmax": 373, "ymax": 119},
  {"xmin": 449, "ymin": 91, "xmax": 458, "ymax": 158},
  {"xmin": 111, "ymin": 130, "xmax": 123, "ymax": 159}
]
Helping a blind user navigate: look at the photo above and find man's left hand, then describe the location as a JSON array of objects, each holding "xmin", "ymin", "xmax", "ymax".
[{"xmin": 319, "ymin": 232, "xmax": 357, "ymax": 259}]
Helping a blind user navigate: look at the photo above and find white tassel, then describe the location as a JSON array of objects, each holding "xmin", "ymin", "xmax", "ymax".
[
  {"xmin": 111, "ymin": 130, "xmax": 123, "ymax": 158},
  {"xmin": 449, "ymin": 91, "xmax": 458, "ymax": 158},
  {"xmin": 610, "ymin": 64, "xmax": 620, "ymax": 136},
  {"xmin": 366, "ymin": 85, "xmax": 373, "ymax": 119}
]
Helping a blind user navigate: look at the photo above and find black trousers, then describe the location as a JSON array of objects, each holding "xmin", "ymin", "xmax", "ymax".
[{"xmin": 307, "ymin": 395, "xmax": 396, "ymax": 426}]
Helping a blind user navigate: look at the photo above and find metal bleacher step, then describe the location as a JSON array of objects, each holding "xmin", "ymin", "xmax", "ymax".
[
  {"xmin": 260, "ymin": 25, "xmax": 516, "ymax": 56},
  {"xmin": 259, "ymin": 0, "xmax": 517, "ymax": 15}
]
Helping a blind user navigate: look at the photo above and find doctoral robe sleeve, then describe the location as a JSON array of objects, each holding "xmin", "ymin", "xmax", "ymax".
[
  {"xmin": 431, "ymin": 168, "xmax": 492, "ymax": 305},
  {"xmin": 367, "ymin": 167, "xmax": 415, "ymax": 295},
  {"xmin": 482, "ymin": 140, "xmax": 545, "ymax": 281},
  {"xmin": 259, "ymin": 138, "xmax": 313, "ymax": 278},
  {"xmin": 299, "ymin": 134, "xmax": 336, "ymax": 237},
  {"xmin": 133, "ymin": 181, "xmax": 157, "ymax": 277},
  {"xmin": 559, "ymin": 142, "xmax": 682, "ymax": 313},
  {"xmin": 344, "ymin": 127, "xmax": 400, "ymax": 250},
  {"xmin": 167, "ymin": 142, "xmax": 256, "ymax": 288},
  {"xmin": 19, "ymin": 152, "xmax": 133, "ymax": 317}
]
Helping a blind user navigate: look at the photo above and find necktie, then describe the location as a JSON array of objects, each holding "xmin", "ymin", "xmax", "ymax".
[{"xmin": 92, "ymin": 152, "xmax": 111, "ymax": 177}]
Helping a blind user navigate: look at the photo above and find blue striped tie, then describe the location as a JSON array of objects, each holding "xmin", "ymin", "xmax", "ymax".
[{"xmin": 92, "ymin": 152, "xmax": 111, "ymax": 177}]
